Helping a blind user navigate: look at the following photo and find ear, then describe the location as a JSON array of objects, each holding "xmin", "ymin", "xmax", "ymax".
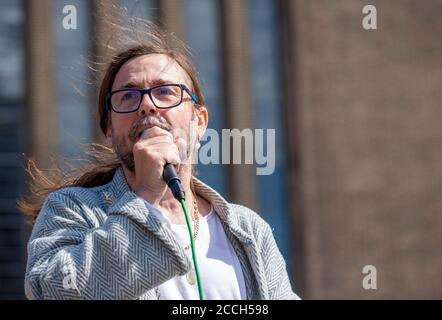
[{"xmin": 195, "ymin": 106, "xmax": 208, "ymax": 140}]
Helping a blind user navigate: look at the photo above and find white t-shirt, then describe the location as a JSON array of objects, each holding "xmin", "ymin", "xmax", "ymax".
[{"xmin": 142, "ymin": 200, "xmax": 247, "ymax": 300}]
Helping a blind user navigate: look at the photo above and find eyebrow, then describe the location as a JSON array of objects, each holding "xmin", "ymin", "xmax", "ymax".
[{"xmin": 118, "ymin": 79, "xmax": 175, "ymax": 90}]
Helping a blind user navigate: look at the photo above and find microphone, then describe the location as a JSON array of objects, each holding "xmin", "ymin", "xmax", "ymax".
[{"xmin": 163, "ymin": 163, "xmax": 185, "ymax": 201}]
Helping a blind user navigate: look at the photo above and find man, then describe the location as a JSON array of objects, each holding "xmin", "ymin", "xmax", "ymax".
[{"xmin": 22, "ymin": 22, "xmax": 299, "ymax": 300}]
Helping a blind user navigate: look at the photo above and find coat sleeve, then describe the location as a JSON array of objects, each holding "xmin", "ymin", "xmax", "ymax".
[
  {"xmin": 24, "ymin": 189, "xmax": 191, "ymax": 300},
  {"xmin": 261, "ymin": 222, "xmax": 301, "ymax": 300}
]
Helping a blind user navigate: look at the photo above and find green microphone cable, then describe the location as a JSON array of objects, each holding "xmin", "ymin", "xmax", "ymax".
[
  {"xmin": 163, "ymin": 163, "xmax": 204, "ymax": 300},
  {"xmin": 180, "ymin": 198, "xmax": 204, "ymax": 300}
]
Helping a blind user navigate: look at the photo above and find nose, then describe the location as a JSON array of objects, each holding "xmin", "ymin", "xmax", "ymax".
[{"xmin": 138, "ymin": 92, "xmax": 158, "ymax": 116}]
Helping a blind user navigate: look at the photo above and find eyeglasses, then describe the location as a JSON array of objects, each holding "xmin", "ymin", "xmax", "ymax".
[{"xmin": 106, "ymin": 83, "xmax": 200, "ymax": 113}]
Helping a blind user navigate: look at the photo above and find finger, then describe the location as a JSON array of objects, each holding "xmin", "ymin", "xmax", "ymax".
[
  {"xmin": 163, "ymin": 150, "xmax": 182, "ymax": 172},
  {"xmin": 140, "ymin": 126, "xmax": 173, "ymax": 140},
  {"xmin": 136, "ymin": 138, "xmax": 180, "ymax": 154},
  {"xmin": 138, "ymin": 141, "xmax": 179, "ymax": 165},
  {"xmin": 174, "ymin": 137, "xmax": 188, "ymax": 162}
]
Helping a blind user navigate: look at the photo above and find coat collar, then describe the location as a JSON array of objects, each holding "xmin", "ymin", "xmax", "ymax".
[
  {"xmin": 105, "ymin": 166, "xmax": 261, "ymax": 299},
  {"xmin": 105, "ymin": 166, "xmax": 253, "ymax": 245}
]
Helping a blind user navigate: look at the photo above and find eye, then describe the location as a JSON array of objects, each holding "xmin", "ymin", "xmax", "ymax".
[
  {"xmin": 121, "ymin": 91, "xmax": 138, "ymax": 101},
  {"xmin": 158, "ymin": 87, "xmax": 173, "ymax": 95}
]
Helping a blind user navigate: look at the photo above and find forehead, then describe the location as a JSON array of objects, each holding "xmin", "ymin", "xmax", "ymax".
[{"xmin": 112, "ymin": 53, "xmax": 192, "ymax": 90}]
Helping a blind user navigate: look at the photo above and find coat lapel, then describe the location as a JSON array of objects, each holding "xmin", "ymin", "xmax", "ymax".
[
  {"xmin": 192, "ymin": 177, "xmax": 266, "ymax": 299},
  {"xmin": 104, "ymin": 167, "xmax": 265, "ymax": 299}
]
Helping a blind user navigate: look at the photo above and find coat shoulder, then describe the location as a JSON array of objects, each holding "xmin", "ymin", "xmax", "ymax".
[
  {"xmin": 45, "ymin": 182, "xmax": 110, "ymax": 209},
  {"xmin": 227, "ymin": 203, "xmax": 273, "ymax": 240}
]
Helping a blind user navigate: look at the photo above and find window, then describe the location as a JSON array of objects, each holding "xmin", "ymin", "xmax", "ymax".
[
  {"xmin": 248, "ymin": 0, "xmax": 294, "ymax": 280},
  {"xmin": 0, "ymin": 0, "xmax": 25, "ymax": 299},
  {"xmin": 55, "ymin": 0, "xmax": 92, "ymax": 158},
  {"xmin": 185, "ymin": 0, "xmax": 227, "ymax": 195}
]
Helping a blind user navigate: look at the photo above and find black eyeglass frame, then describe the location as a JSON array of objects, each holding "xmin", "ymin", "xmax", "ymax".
[{"xmin": 106, "ymin": 83, "xmax": 200, "ymax": 114}]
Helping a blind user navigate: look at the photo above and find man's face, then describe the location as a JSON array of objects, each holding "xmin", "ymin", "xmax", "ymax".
[{"xmin": 107, "ymin": 54, "xmax": 207, "ymax": 173}]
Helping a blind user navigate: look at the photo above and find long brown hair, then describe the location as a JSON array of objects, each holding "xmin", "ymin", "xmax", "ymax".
[{"xmin": 18, "ymin": 19, "xmax": 205, "ymax": 225}]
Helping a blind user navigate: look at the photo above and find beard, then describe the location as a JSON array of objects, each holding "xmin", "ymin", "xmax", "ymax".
[
  {"xmin": 112, "ymin": 115, "xmax": 196, "ymax": 174},
  {"xmin": 113, "ymin": 134, "xmax": 136, "ymax": 173}
]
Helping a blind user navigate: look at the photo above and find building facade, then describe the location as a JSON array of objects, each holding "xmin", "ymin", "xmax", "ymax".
[{"xmin": 0, "ymin": 0, "xmax": 441, "ymax": 299}]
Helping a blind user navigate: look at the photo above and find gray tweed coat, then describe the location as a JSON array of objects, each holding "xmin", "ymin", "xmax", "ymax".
[{"xmin": 25, "ymin": 166, "xmax": 299, "ymax": 300}]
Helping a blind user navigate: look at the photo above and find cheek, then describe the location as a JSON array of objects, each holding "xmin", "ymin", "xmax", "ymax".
[
  {"xmin": 168, "ymin": 108, "xmax": 199, "ymax": 144},
  {"xmin": 110, "ymin": 114, "xmax": 137, "ymax": 149},
  {"xmin": 167, "ymin": 105, "xmax": 194, "ymax": 128},
  {"xmin": 111, "ymin": 114, "xmax": 135, "ymax": 135}
]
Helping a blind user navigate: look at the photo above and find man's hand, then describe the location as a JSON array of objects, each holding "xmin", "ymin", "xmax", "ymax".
[{"xmin": 132, "ymin": 126, "xmax": 183, "ymax": 205}]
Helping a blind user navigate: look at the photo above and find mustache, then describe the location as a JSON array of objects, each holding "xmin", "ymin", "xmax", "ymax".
[{"xmin": 128, "ymin": 116, "xmax": 172, "ymax": 141}]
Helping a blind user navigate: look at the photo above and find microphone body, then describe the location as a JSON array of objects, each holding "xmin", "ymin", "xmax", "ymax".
[{"xmin": 163, "ymin": 164, "xmax": 185, "ymax": 201}]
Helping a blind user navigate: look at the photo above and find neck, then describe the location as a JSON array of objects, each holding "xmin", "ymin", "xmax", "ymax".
[{"xmin": 122, "ymin": 163, "xmax": 196, "ymax": 224}]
